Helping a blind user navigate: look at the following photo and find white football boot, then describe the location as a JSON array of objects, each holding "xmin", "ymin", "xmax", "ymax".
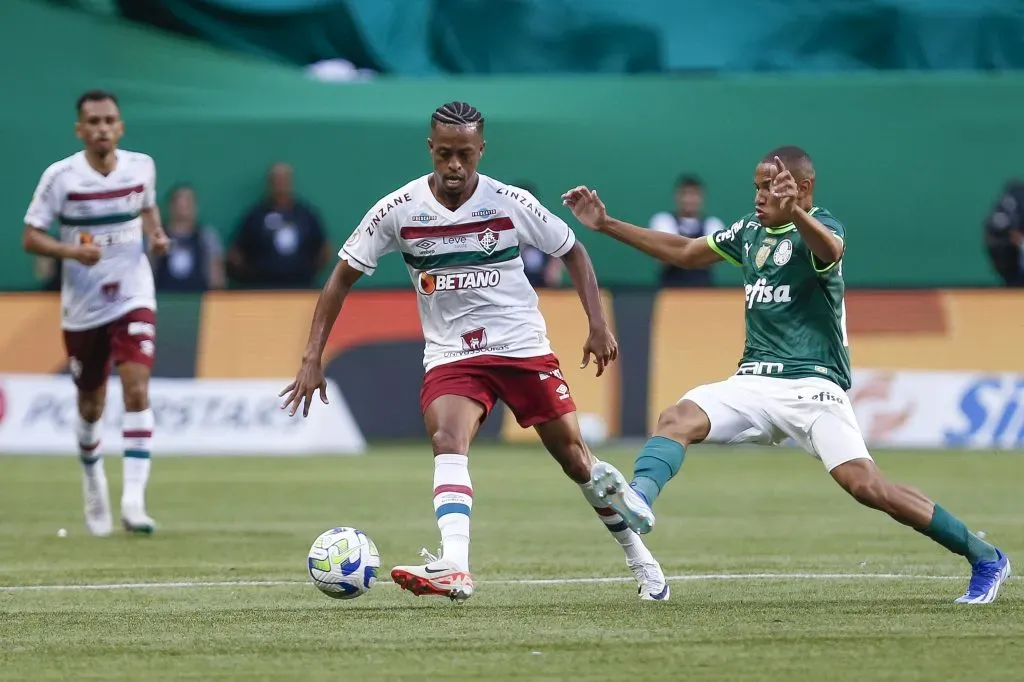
[
  {"xmin": 82, "ymin": 464, "xmax": 113, "ymax": 537},
  {"xmin": 629, "ymin": 557, "xmax": 670, "ymax": 601},
  {"xmin": 120, "ymin": 500, "xmax": 156, "ymax": 534},
  {"xmin": 590, "ymin": 461, "xmax": 656, "ymax": 534},
  {"xmin": 391, "ymin": 548, "xmax": 474, "ymax": 601}
]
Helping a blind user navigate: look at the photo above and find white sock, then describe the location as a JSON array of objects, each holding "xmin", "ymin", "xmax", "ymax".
[
  {"xmin": 579, "ymin": 477, "xmax": 652, "ymax": 564},
  {"xmin": 432, "ymin": 454, "xmax": 472, "ymax": 572},
  {"xmin": 76, "ymin": 416, "xmax": 103, "ymax": 476},
  {"xmin": 122, "ymin": 409, "xmax": 154, "ymax": 508}
]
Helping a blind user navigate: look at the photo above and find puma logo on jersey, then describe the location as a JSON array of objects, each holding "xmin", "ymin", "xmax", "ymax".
[
  {"xmin": 744, "ymin": 278, "xmax": 791, "ymax": 308},
  {"xmin": 418, "ymin": 270, "xmax": 501, "ymax": 295}
]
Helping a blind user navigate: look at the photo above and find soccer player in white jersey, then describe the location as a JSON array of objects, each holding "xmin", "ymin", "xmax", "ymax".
[
  {"xmin": 560, "ymin": 146, "xmax": 1011, "ymax": 604},
  {"xmin": 281, "ymin": 101, "xmax": 669, "ymax": 602},
  {"xmin": 22, "ymin": 90, "xmax": 169, "ymax": 536}
]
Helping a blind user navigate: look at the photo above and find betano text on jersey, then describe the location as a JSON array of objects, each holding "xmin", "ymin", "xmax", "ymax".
[
  {"xmin": 24, "ymin": 150, "xmax": 158, "ymax": 331},
  {"xmin": 340, "ymin": 174, "xmax": 576, "ymax": 371}
]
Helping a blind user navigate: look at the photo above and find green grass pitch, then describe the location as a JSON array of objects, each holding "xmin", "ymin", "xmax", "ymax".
[{"xmin": 1, "ymin": 445, "xmax": 1021, "ymax": 681}]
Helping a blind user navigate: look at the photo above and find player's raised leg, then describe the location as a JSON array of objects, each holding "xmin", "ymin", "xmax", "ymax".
[
  {"xmin": 813, "ymin": 413, "xmax": 1011, "ymax": 604},
  {"xmin": 591, "ymin": 400, "xmax": 709, "ymax": 535},
  {"xmin": 595, "ymin": 379, "xmax": 768, "ymax": 535},
  {"xmin": 112, "ymin": 309, "xmax": 158, "ymax": 534},
  {"xmin": 64, "ymin": 329, "xmax": 113, "ymax": 537},
  {"xmin": 534, "ymin": 413, "xmax": 669, "ymax": 601},
  {"xmin": 390, "ymin": 393, "xmax": 484, "ymax": 601}
]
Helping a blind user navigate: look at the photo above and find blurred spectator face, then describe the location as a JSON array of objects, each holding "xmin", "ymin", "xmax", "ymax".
[
  {"xmin": 268, "ymin": 163, "xmax": 294, "ymax": 206},
  {"xmin": 169, "ymin": 186, "xmax": 197, "ymax": 231},
  {"xmin": 675, "ymin": 183, "xmax": 704, "ymax": 218}
]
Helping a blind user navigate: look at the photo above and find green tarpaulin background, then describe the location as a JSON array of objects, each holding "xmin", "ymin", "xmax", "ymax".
[{"xmin": 3, "ymin": 1, "xmax": 1020, "ymax": 290}]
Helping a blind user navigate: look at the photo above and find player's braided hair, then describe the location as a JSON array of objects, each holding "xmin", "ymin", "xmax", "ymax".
[{"xmin": 431, "ymin": 101, "xmax": 485, "ymax": 129}]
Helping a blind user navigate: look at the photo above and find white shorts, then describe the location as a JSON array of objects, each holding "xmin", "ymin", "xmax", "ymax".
[{"xmin": 682, "ymin": 375, "xmax": 872, "ymax": 472}]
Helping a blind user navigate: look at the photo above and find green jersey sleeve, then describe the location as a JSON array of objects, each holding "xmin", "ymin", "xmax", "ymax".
[
  {"xmin": 810, "ymin": 210, "xmax": 846, "ymax": 275},
  {"xmin": 705, "ymin": 219, "xmax": 746, "ymax": 267}
]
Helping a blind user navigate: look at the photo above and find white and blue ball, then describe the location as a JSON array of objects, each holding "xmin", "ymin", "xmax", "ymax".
[{"xmin": 307, "ymin": 527, "xmax": 380, "ymax": 599}]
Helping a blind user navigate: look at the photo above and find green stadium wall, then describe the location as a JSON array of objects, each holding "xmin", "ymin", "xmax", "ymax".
[{"xmin": 2, "ymin": 1, "xmax": 1020, "ymax": 290}]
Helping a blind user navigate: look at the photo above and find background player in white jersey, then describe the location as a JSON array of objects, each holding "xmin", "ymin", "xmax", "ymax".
[
  {"xmin": 561, "ymin": 146, "xmax": 1010, "ymax": 605},
  {"xmin": 22, "ymin": 90, "xmax": 169, "ymax": 536},
  {"xmin": 281, "ymin": 101, "xmax": 669, "ymax": 602}
]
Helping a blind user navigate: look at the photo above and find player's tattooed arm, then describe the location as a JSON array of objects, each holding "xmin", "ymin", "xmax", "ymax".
[
  {"xmin": 561, "ymin": 242, "xmax": 618, "ymax": 377},
  {"xmin": 561, "ymin": 185, "xmax": 722, "ymax": 269},
  {"xmin": 280, "ymin": 260, "xmax": 363, "ymax": 417}
]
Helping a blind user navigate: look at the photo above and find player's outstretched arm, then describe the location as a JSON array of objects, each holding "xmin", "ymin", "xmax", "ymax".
[
  {"xmin": 561, "ymin": 242, "xmax": 618, "ymax": 377},
  {"xmin": 279, "ymin": 260, "xmax": 363, "ymax": 417},
  {"xmin": 561, "ymin": 186, "xmax": 722, "ymax": 269}
]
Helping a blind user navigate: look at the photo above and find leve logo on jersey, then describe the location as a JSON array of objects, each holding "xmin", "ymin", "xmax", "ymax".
[
  {"xmin": 418, "ymin": 270, "xmax": 501, "ymax": 295},
  {"xmin": 744, "ymin": 278, "xmax": 791, "ymax": 309}
]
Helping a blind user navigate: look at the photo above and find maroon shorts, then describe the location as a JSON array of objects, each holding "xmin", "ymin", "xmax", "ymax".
[
  {"xmin": 419, "ymin": 354, "xmax": 577, "ymax": 428},
  {"xmin": 62, "ymin": 308, "xmax": 157, "ymax": 391}
]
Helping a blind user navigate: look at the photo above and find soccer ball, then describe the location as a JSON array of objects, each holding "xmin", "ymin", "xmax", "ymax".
[{"xmin": 307, "ymin": 527, "xmax": 380, "ymax": 599}]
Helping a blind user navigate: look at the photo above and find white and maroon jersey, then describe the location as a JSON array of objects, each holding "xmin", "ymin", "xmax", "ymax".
[
  {"xmin": 24, "ymin": 150, "xmax": 157, "ymax": 331},
  {"xmin": 340, "ymin": 174, "xmax": 577, "ymax": 371}
]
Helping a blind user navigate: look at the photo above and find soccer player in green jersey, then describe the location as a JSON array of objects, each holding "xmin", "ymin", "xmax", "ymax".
[{"xmin": 561, "ymin": 146, "xmax": 1011, "ymax": 604}]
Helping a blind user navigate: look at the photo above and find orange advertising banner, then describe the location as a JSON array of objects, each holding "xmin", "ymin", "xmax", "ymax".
[{"xmin": 647, "ymin": 289, "xmax": 1024, "ymax": 429}]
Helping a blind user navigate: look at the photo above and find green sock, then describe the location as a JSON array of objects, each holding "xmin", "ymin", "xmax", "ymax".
[
  {"xmin": 630, "ymin": 436, "xmax": 686, "ymax": 506},
  {"xmin": 917, "ymin": 503, "xmax": 999, "ymax": 565}
]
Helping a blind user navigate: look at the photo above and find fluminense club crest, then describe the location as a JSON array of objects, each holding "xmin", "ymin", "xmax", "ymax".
[{"xmin": 477, "ymin": 228, "xmax": 499, "ymax": 255}]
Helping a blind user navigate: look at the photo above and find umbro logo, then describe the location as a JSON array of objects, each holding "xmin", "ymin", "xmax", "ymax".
[{"xmin": 416, "ymin": 239, "xmax": 436, "ymax": 252}]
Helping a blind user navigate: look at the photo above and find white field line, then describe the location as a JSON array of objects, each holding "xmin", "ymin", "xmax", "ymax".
[{"xmin": 0, "ymin": 572, "xmax": 988, "ymax": 593}]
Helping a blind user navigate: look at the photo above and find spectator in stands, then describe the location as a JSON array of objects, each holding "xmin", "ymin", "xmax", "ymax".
[
  {"xmin": 648, "ymin": 175, "xmax": 724, "ymax": 287},
  {"xmin": 983, "ymin": 179, "xmax": 1024, "ymax": 287},
  {"xmin": 226, "ymin": 162, "xmax": 330, "ymax": 289},
  {"xmin": 516, "ymin": 181, "xmax": 565, "ymax": 288},
  {"xmin": 152, "ymin": 184, "xmax": 226, "ymax": 292}
]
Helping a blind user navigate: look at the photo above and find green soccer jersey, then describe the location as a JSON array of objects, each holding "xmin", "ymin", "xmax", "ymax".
[{"xmin": 705, "ymin": 206, "xmax": 852, "ymax": 390}]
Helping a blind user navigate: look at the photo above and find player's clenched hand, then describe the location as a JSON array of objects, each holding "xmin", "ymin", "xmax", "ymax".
[
  {"xmin": 769, "ymin": 156, "xmax": 798, "ymax": 216},
  {"xmin": 279, "ymin": 359, "xmax": 329, "ymax": 417},
  {"xmin": 561, "ymin": 186, "xmax": 608, "ymax": 231},
  {"xmin": 148, "ymin": 227, "xmax": 170, "ymax": 257},
  {"xmin": 581, "ymin": 324, "xmax": 618, "ymax": 378},
  {"xmin": 72, "ymin": 243, "xmax": 102, "ymax": 266}
]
